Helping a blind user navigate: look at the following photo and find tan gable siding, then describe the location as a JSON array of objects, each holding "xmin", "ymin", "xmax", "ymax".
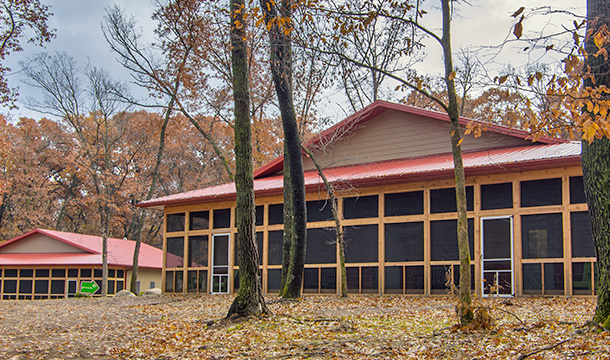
[
  {"xmin": 303, "ymin": 109, "xmax": 532, "ymax": 170},
  {"xmin": 0, "ymin": 233, "xmax": 88, "ymax": 253}
]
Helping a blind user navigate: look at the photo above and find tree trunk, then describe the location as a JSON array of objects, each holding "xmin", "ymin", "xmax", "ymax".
[
  {"xmin": 227, "ymin": 0, "xmax": 268, "ymax": 318},
  {"xmin": 302, "ymin": 146, "xmax": 347, "ymax": 297},
  {"xmin": 582, "ymin": 0, "xmax": 610, "ymax": 324},
  {"xmin": 261, "ymin": 0, "xmax": 307, "ymax": 298},
  {"xmin": 441, "ymin": 0, "xmax": 472, "ymax": 325}
]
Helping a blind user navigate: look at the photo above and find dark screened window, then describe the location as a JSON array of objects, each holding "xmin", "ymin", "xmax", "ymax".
[
  {"xmin": 306, "ymin": 228, "xmax": 336, "ymax": 264},
  {"xmin": 307, "ymin": 200, "xmax": 334, "ymax": 222},
  {"xmin": 19, "ymin": 280, "xmax": 32, "ymax": 294},
  {"xmin": 94, "ymin": 269, "xmax": 102, "ymax": 277},
  {"xmin": 4, "ymin": 280, "xmax": 17, "ymax": 293},
  {"xmin": 51, "ymin": 269, "xmax": 65, "ymax": 277},
  {"xmin": 68, "ymin": 269, "xmax": 78, "ymax": 277},
  {"xmin": 189, "ymin": 211, "xmax": 209, "ymax": 230},
  {"xmin": 213, "ymin": 209, "xmax": 231, "ymax": 228},
  {"xmin": 268, "ymin": 231, "xmax": 284, "ymax": 265},
  {"xmin": 481, "ymin": 182, "xmax": 513, "ymax": 210},
  {"xmin": 385, "ymin": 266, "xmax": 402, "ymax": 291},
  {"xmin": 346, "ymin": 267, "xmax": 359, "ymax": 290},
  {"xmin": 430, "ymin": 186, "xmax": 474, "ymax": 213},
  {"xmin": 267, "ymin": 269, "xmax": 282, "ymax": 292},
  {"xmin": 35, "ymin": 269, "xmax": 49, "ymax": 277},
  {"xmin": 20, "ymin": 269, "xmax": 33, "ymax": 277},
  {"xmin": 268, "ymin": 204, "xmax": 283, "ymax": 225},
  {"xmin": 50, "ymin": 279, "xmax": 65, "ymax": 294},
  {"xmin": 385, "ymin": 222, "xmax": 424, "ymax": 262},
  {"xmin": 165, "ymin": 271, "xmax": 174, "ymax": 292},
  {"xmin": 523, "ymin": 263, "xmax": 542, "ymax": 292},
  {"xmin": 571, "ymin": 212, "xmax": 595, "ymax": 258},
  {"xmin": 570, "ymin": 176, "xmax": 586, "ymax": 204},
  {"xmin": 109, "ymin": 269, "xmax": 116, "ymax": 278},
  {"xmin": 303, "ymin": 268, "xmax": 319, "ymax": 291},
  {"xmin": 35, "ymin": 279, "xmax": 48, "ymax": 294},
  {"xmin": 255, "ymin": 205, "xmax": 264, "ymax": 226},
  {"xmin": 81, "ymin": 269, "xmax": 92, "ymax": 278},
  {"xmin": 188, "ymin": 271, "xmax": 198, "ymax": 292},
  {"xmin": 321, "ymin": 268, "xmax": 336, "ymax": 291},
  {"xmin": 344, "ymin": 225, "xmax": 378, "ymax": 263},
  {"xmin": 188, "ymin": 235, "xmax": 208, "ymax": 267},
  {"xmin": 166, "ymin": 237, "xmax": 185, "ymax": 267},
  {"xmin": 545, "ymin": 263, "xmax": 564, "ymax": 294},
  {"xmin": 117, "ymin": 270, "xmax": 124, "ymax": 278},
  {"xmin": 343, "ymin": 195, "xmax": 378, "ymax": 219},
  {"xmin": 361, "ymin": 267, "xmax": 378, "ymax": 291},
  {"xmin": 430, "ymin": 219, "xmax": 474, "ymax": 261},
  {"xmin": 406, "ymin": 266, "xmax": 425, "ymax": 292},
  {"xmin": 521, "ymin": 178, "xmax": 562, "ymax": 207},
  {"xmin": 108, "ymin": 280, "xmax": 116, "ymax": 295},
  {"xmin": 384, "ymin": 191, "xmax": 424, "ymax": 216},
  {"xmin": 175, "ymin": 271, "xmax": 183, "ymax": 292},
  {"xmin": 167, "ymin": 213, "xmax": 185, "ymax": 232},
  {"xmin": 522, "ymin": 213, "xmax": 563, "ymax": 258},
  {"xmin": 5, "ymin": 269, "xmax": 17, "ymax": 277},
  {"xmin": 573, "ymin": 263, "xmax": 593, "ymax": 293}
]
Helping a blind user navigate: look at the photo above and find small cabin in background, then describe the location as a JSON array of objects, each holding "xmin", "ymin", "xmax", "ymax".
[
  {"xmin": 139, "ymin": 100, "xmax": 594, "ymax": 297},
  {"xmin": 0, "ymin": 229, "xmax": 163, "ymax": 299}
]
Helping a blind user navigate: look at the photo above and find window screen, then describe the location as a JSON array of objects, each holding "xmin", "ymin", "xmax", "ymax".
[
  {"xmin": 384, "ymin": 222, "xmax": 424, "ymax": 262},
  {"xmin": 343, "ymin": 195, "xmax": 378, "ymax": 219},
  {"xmin": 385, "ymin": 266, "xmax": 402, "ymax": 291},
  {"xmin": 571, "ymin": 212, "xmax": 595, "ymax": 258},
  {"xmin": 189, "ymin": 211, "xmax": 209, "ymax": 230},
  {"xmin": 166, "ymin": 237, "xmax": 185, "ymax": 267},
  {"xmin": 572, "ymin": 263, "xmax": 592, "ymax": 294},
  {"xmin": 20, "ymin": 269, "xmax": 33, "ymax": 277},
  {"xmin": 268, "ymin": 204, "xmax": 283, "ymax": 225},
  {"xmin": 268, "ymin": 231, "xmax": 284, "ymax": 265},
  {"xmin": 569, "ymin": 176, "xmax": 586, "ymax": 204},
  {"xmin": 165, "ymin": 271, "xmax": 174, "ymax": 292},
  {"xmin": 384, "ymin": 191, "xmax": 424, "ymax": 216},
  {"xmin": 521, "ymin": 178, "xmax": 562, "ymax": 207},
  {"xmin": 430, "ymin": 219, "xmax": 474, "ymax": 261},
  {"xmin": 36, "ymin": 269, "xmax": 49, "ymax": 277},
  {"xmin": 361, "ymin": 267, "xmax": 378, "ymax": 291},
  {"xmin": 481, "ymin": 182, "xmax": 513, "ymax": 210},
  {"xmin": 545, "ymin": 263, "xmax": 564, "ymax": 294},
  {"xmin": 306, "ymin": 228, "xmax": 336, "ymax": 264},
  {"xmin": 267, "ymin": 269, "xmax": 282, "ymax": 292},
  {"xmin": 3, "ymin": 280, "xmax": 17, "ymax": 293},
  {"xmin": 430, "ymin": 186, "xmax": 474, "ymax": 213},
  {"xmin": 307, "ymin": 199, "xmax": 334, "ymax": 222},
  {"xmin": 344, "ymin": 225, "xmax": 378, "ymax": 263},
  {"xmin": 187, "ymin": 271, "xmax": 198, "ymax": 293},
  {"xmin": 303, "ymin": 268, "xmax": 319, "ymax": 292},
  {"xmin": 321, "ymin": 268, "xmax": 336, "ymax": 292},
  {"xmin": 213, "ymin": 209, "xmax": 231, "ymax": 228},
  {"xmin": 521, "ymin": 213, "xmax": 563, "ymax": 258},
  {"xmin": 406, "ymin": 266, "xmax": 424, "ymax": 293},
  {"xmin": 35, "ymin": 279, "xmax": 48, "ymax": 294},
  {"xmin": 51, "ymin": 269, "xmax": 65, "ymax": 278},
  {"xmin": 50, "ymin": 279, "xmax": 64, "ymax": 294},
  {"xmin": 255, "ymin": 205, "xmax": 264, "ymax": 226},
  {"xmin": 5, "ymin": 269, "xmax": 17, "ymax": 277},
  {"xmin": 67, "ymin": 269, "xmax": 78, "ymax": 277},
  {"xmin": 188, "ymin": 235, "xmax": 208, "ymax": 267},
  {"xmin": 166, "ymin": 213, "xmax": 185, "ymax": 232}
]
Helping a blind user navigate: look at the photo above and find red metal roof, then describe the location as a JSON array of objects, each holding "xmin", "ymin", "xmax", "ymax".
[
  {"xmin": 0, "ymin": 229, "xmax": 163, "ymax": 268},
  {"xmin": 138, "ymin": 142, "xmax": 581, "ymax": 208},
  {"xmin": 253, "ymin": 100, "xmax": 568, "ymax": 179}
]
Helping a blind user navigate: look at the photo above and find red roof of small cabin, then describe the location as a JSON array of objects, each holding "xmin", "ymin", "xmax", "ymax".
[
  {"xmin": 137, "ymin": 101, "xmax": 580, "ymax": 209},
  {"xmin": 0, "ymin": 229, "xmax": 163, "ymax": 269}
]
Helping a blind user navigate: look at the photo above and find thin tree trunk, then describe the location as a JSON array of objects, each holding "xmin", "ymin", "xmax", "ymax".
[
  {"xmin": 582, "ymin": 0, "xmax": 610, "ymax": 324},
  {"xmin": 261, "ymin": 0, "xmax": 307, "ymax": 298},
  {"xmin": 227, "ymin": 0, "xmax": 268, "ymax": 318},
  {"xmin": 441, "ymin": 0, "xmax": 472, "ymax": 325},
  {"xmin": 302, "ymin": 145, "xmax": 347, "ymax": 297}
]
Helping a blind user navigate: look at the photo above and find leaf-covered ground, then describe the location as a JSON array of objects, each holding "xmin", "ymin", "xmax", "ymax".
[{"xmin": 0, "ymin": 294, "xmax": 608, "ymax": 359}]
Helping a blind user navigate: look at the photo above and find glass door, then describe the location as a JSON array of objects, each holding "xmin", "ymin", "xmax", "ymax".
[
  {"xmin": 481, "ymin": 216, "xmax": 514, "ymax": 297},
  {"xmin": 211, "ymin": 234, "xmax": 230, "ymax": 294}
]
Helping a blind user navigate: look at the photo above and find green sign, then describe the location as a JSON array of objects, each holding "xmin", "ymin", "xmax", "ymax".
[{"xmin": 80, "ymin": 280, "xmax": 100, "ymax": 294}]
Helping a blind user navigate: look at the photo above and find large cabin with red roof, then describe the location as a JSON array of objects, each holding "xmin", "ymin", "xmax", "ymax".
[
  {"xmin": 0, "ymin": 229, "xmax": 163, "ymax": 299},
  {"xmin": 139, "ymin": 101, "xmax": 594, "ymax": 297}
]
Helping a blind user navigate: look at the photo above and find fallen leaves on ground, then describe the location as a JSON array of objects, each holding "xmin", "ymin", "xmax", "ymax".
[{"xmin": 0, "ymin": 295, "xmax": 607, "ymax": 359}]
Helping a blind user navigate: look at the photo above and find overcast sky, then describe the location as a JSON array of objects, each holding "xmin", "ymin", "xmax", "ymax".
[{"xmin": 3, "ymin": 0, "xmax": 586, "ymax": 122}]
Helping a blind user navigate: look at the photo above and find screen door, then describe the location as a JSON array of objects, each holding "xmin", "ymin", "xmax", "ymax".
[
  {"xmin": 481, "ymin": 216, "xmax": 514, "ymax": 297},
  {"xmin": 211, "ymin": 234, "xmax": 230, "ymax": 294}
]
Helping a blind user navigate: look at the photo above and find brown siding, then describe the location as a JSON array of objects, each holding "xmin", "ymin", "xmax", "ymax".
[
  {"xmin": 303, "ymin": 109, "xmax": 532, "ymax": 170},
  {"xmin": 0, "ymin": 233, "xmax": 87, "ymax": 253}
]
